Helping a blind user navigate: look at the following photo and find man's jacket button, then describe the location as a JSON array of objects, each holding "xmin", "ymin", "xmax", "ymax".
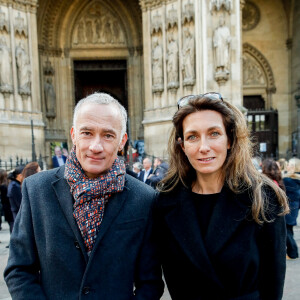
[
  {"xmin": 82, "ymin": 287, "xmax": 90, "ymax": 294},
  {"xmin": 74, "ymin": 241, "xmax": 80, "ymax": 249}
]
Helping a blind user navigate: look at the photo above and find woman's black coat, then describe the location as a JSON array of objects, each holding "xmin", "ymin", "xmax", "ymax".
[{"xmin": 155, "ymin": 184, "xmax": 286, "ymax": 300}]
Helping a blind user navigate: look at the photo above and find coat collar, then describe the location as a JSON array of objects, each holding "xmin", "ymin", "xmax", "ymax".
[
  {"xmin": 52, "ymin": 166, "xmax": 128, "ymax": 263},
  {"xmin": 163, "ymin": 184, "xmax": 251, "ymax": 288}
]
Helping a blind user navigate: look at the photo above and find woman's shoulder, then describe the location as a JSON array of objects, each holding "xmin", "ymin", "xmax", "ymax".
[{"xmin": 157, "ymin": 182, "xmax": 189, "ymax": 207}]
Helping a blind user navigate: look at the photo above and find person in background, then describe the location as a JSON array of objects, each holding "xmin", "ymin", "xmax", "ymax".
[
  {"xmin": 5, "ymin": 92, "xmax": 163, "ymax": 299},
  {"xmin": 155, "ymin": 93, "xmax": 289, "ymax": 300},
  {"xmin": 52, "ymin": 146, "xmax": 67, "ymax": 168},
  {"xmin": 262, "ymin": 158, "xmax": 285, "ymax": 191},
  {"xmin": 147, "ymin": 158, "xmax": 169, "ymax": 189},
  {"xmin": 251, "ymin": 156, "xmax": 262, "ymax": 172},
  {"xmin": 7, "ymin": 165, "xmax": 24, "ymax": 222},
  {"xmin": 22, "ymin": 161, "xmax": 41, "ymax": 180},
  {"xmin": 277, "ymin": 158, "xmax": 288, "ymax": 177},
  {"xmin": 283, "ymin": 157, "xmax": 300, "ymax": 260},
  {"xmin": 0, "ymin": 169, "xmax": 14, "ymax": 237},
  {"xmin": 143, "ymin": 157, "xmax": 153, "ymax": 185},
  {"xmin": 133, "ymin": 162, "xmax": 144, "ymax": 182}
]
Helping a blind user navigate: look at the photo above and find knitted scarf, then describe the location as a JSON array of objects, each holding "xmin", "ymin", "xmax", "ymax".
[{"xmin": 64, "ymin": 146, "xmax": 125, "ymax": 255}]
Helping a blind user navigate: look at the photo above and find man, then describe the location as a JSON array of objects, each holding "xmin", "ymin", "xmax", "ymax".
[
  {"xmin": 147, "ymin": 158, "xmax": 169, "ymax": 189},
  {"xmin": 52, "ymin": 146, "xmax": 67, "ymax": 168},
  {"xmin": 142, "ymin": 157, "xmax": 153, "ymax": 185},
  {"xmin": 4, "ymin": 93, "xmax": 164, "ymax": 299},
  {"xmin": 133, "ymin": 162, "xmax": 144, "ymax": 182}
]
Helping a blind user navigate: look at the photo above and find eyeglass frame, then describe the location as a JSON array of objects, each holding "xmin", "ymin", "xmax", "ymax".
[{"xmin": 177, "ymin": 92, "xmax": 223, "ymax": 110}]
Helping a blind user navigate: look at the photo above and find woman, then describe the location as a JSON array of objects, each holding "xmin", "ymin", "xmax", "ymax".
[
  {"xmin": 21, "ymin": 161, "xmax": 41, "ymax": 180},
  {"xmin": 262, "ymin": 158, "xmax": 285, "ymax": 191},
  {"xmin": 283, "ymin": 157, "xmax": 300, "ymax": 259},
  {"xmin": 156, "ymin": 93, "xmax": 289, "ymax": 300},
  {"xmin": 0, "ymin": 169, "xmax": 14, "ymax": 234},
  {"xmin": 7, "ymin": 165, "xmax": 24, "ymax": 222}
]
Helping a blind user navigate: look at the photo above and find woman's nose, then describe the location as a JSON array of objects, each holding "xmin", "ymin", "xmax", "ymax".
[{"xmin": 198, "ymin": 138, "xmax": 210, "ymax": 153}]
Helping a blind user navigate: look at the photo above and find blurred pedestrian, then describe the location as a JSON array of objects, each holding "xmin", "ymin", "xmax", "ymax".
[
  {"xmin": 143, "ymin": 157, "xmax": 153, "ymax": 184},
  {"xmin": 277, "ymin": 158, "xmax": 288, "ymax": 177},
  {"xmin": 7, "ymin": 165, "xmax": 24, "ymax": 222},
  {"xmin": 262, "ymin": 158, "xmax": 285, "ymax": 191},
  {"xmin": 21, "ymin": 161, "xmax": 41, "ymax": 180},
  {"xmin": 156, "ymin": 93, "xmax": 289, "ymax": 299},
  {"xmin": 0, "ymin": 169, "xmax": 13, "ymax": 234},
  {"xmin": 147, "ymin": 158, "xmax": 169, "ymax": 189},
  {"xmin": 133, "ymin": 162, "xmax": 144, "ymax": 181},
  {"xmin": 283, "ymin": 157, "xmax": 300, "ymax": 259},
  {"xmin": 52, "ymin": 146, "xmax": 67, "ymax": 168}
]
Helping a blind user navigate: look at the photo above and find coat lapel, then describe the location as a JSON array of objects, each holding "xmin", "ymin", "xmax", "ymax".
[
  {"xmin": 205, "ymin": 186, "xmax": 251, "ymax": 256},
  {"xmin": 52, "ymin": 167, "xmax": 88, "ymax": 263},
  {"xmin": 164, "ymin": 187, "xmax": 223, "ymax": 289}
]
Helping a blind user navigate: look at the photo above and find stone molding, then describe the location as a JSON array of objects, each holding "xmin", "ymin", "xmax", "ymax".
[
  {"xmin": 243, "ymin": 42, "xmax": 276, "ymax": 93},
  {"xmin": 242, "ymin": 1, "xmax": 260, "ymax": 31}
]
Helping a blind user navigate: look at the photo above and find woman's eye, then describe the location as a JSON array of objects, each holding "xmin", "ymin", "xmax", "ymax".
[
  {"xmin": 186, "ymin": 135, "xmax": 196, "ymax": 141},
  {"xmin": 211, "ymin": 131, "xmax": 220, "ymax": 137}
]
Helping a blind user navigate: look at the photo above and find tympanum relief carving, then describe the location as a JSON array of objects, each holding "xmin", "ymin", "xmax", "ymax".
[{"xmin": 73, "ymin": 4, "xmax": 126, "ymax": 46}]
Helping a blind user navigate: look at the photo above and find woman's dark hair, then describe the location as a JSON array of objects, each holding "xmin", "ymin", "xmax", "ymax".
[
  {"xmin": 22, "ymin": 162, "xmax": 40, "ymax": 180},
  {"xmin": 262, "ymin": 159, "xmax": 285, "ymax": 191},
  {"xmin": 9, "ymin": 165, "xmax": 25, "ymax": 181},
  {"xmin": 159, "ymin": 95, "xmax": 289, "ymax": 224},
  {"xmin": 0, "ymin": 169, "xmax": 8, "ymax": 186}
]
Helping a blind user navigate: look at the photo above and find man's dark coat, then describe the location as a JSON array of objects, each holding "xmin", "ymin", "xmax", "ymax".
[
  {"xmin": 4, "ymin": 166, "xmax": 163, "ymax": 300},
  {"xmin": 155, "ymin": 184, "xmax": 286, "ymax": 300}
]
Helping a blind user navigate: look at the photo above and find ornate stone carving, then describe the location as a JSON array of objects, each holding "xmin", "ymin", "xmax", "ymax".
[
  {"xmin": 182, "ymin": 2, "xmax": 194, "ymax": 25},
  {"xmin": 43, "ymin": 59, "xmax": 55, "ymax": 76},
  {"xmin": 139, "ymin": 0, "xmax": 162, "ymax": 12},
  {"xmin": 0, "ymin": 37, "xmax": 13, "ymax": 94},
  {"xmin": 243, "ymin": 43, "xmax": 276, "ymax": 92},
  {"xmin": 151, "ymin": 36, "xmax": 164, "ymax": 94},
  {"xmin": 151, "ymin": 12, "xmax": 163, "ymax": 34},
  {"xmin": 44, "ymin": 77, "xmax": 56, "ymax": 118},
  {"xmin": 213, "ymin": 17, "xmax": 231, "ymax": 84},
  {"xmin": 243, "ymin": 53, "xmax": 266, "ymax": 86},
  {"xmin": 73, "ymin": 4, "xmax": 126, "ymax": 46},
  {"xmin": 182, "ymin": 26, "xmax": 195, "ymax": 87},
  {"xmin": 210, "ymin": 0, "xmax": 232, "ymax": 14},
  {"xmin": 0, "ymin": 7, "xmax": 9, "ymax": 33},
  {"xmin": 166, "ymin": 31, "xmax": 179, "ymax": 91},
  {"xmin": 242, "ymin": 1, "xmax": 260, "ymax": 31},
  {"xmin": 14, "ymin": 12, "xmax": 28, "ymax": 37},
  {"xmin": 166, "ymin": 6, "xmax": 177, "ymax": 29},
  {"xmin": 15, "ymin": 41, "xmax": 31, "ymax": 95}
]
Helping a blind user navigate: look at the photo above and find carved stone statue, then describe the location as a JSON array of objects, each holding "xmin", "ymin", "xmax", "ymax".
[
  {"xmin": 210, "ymin": 0, "xmax": 232, "ymax": 13},
  {"xmin": 166, "ymin": 33, "xmax": 179, "ymax": 89},
  {"xmin": 0, "ymin": 37, "xmax": 13, "ymax": 93},
  {"xmin": 182, "ymin": 27, "xmax": 195, "ymax": 86},
  {"xmin": 44, "ymin": 77, "xmax": 56, "ymax": 118},
  {"xmin": 213, "ymin": 18, "xmax": 231, "ymax": 74},
  {"xmin": 152, "ymin": 36, "xmax": 163, "ymax": 92},
  {"xmin": 15, "ymin": 41, "xmax": 31, "ymax": 95}
]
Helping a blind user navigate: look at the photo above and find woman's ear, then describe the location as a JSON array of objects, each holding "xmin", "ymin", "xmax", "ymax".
[{"xmin": 178, "ymin": 137, "xmax": 185, "ymax": 152}]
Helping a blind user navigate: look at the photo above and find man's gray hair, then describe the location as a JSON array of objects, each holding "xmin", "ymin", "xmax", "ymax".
[
  {"xmin": 73, "ymin": 93, "xmax": 127, "ymax": 138},
  {"xmin": 133, "ymin": 162, "xmax": 143, "ymax": 171}
]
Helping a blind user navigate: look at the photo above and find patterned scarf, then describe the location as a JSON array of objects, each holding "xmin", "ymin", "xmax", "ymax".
[{"xmin": 64, "ymin": 145, "xmax": 125, "ymax": 255}]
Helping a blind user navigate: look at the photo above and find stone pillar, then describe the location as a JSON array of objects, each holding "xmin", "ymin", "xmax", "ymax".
[{"xmin": 0, "ymin": 0, "xmax": 44, "ymax": 162}]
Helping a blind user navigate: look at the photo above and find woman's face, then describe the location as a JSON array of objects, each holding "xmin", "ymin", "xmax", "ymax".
[{"xmin": 181, "ymin": 110, "xmax": 230, "ymax": 180}]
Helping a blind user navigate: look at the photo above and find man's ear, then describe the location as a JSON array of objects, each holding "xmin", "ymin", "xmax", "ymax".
[
  {"xmin": 70, "ymin": 127, "xmax": 76, "ymax": 145},
  {"xmin": 119, "ymin": 133, "xmax": 128, "ymax": 151}
]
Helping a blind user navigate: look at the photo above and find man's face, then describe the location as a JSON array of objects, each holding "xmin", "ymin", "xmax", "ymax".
[
  {"xmin": 154, "ymin": 158, "xmax": 160, "ymax": 168},
  {"xmin": 54, "ymin": 147, "xmax": 62, "ymax": 157},
  {"xmin": 71, "ymin": 103, "xmax": 127, "ymax": 178},
  {"xmin": 143, "ymin": 158, "xmax": 151, "ymax": 171}
]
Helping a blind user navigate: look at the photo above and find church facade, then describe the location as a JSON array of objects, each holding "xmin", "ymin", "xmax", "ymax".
[{"xmin": 0, "ymin": 0, "xmax": 299, "ymax": 167}]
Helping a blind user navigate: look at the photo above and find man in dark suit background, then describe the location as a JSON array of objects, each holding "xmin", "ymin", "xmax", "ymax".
[
  {"xmin": 142, "ymin": 157, "xmax": 153, "ymax": 185},
  {"xmin": 133, "ymin": 162, "xmax": 144, "ymax": 182},
  {"xmin": 52, "ymin": 146, "xmax": 67, "ymax": 168},
  {"xmin": 5, "ymin": 93, "xmax": 164, "ymax": 299}
]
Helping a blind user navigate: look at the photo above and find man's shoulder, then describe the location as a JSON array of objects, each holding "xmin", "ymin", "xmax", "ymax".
[
  {"xmin": 125, "ymin": 174, "xmax": 155, "ymax": 196},
  {"xmin": 25, "ymin": 166, "xmax": 63, "ymax": 185}
]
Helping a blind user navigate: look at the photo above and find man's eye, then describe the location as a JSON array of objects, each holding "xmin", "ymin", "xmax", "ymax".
[
  {"xmin": 105, "ymin": 134, "xmax": 114, "ymax": 139},
  {"xmin": 81, "ymin": 131, "xmax": 91, "ymax": 136}
]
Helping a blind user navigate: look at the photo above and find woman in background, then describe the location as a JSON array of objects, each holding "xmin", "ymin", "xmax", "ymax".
[
  {"xmin": 21, "ymin": 161, "xmax": 41, "ymax": 181},
  {"xmin": 262, "ymin": 158, "xmax": 285, "ymax": 191},
  {"xmin": 0, "ymin": 169, "xmax": 14, "ymax": 234},
  {"xmin": 283, "ymin": 157, "xmax": 300, "ymax": 259},
  {"xmin": 156, "ymin": 93, "xmax": 289, "ymax": 300}
]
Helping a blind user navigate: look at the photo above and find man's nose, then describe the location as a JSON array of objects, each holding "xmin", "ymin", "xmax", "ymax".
[{"xmin": 89, "ymin": 138, "xmax": 104, "ymax": 152}]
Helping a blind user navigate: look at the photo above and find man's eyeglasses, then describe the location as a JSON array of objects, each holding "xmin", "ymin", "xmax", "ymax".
[{"xmin": 177, "ymin": 92, "xmax": 223, "ymax": 109}]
